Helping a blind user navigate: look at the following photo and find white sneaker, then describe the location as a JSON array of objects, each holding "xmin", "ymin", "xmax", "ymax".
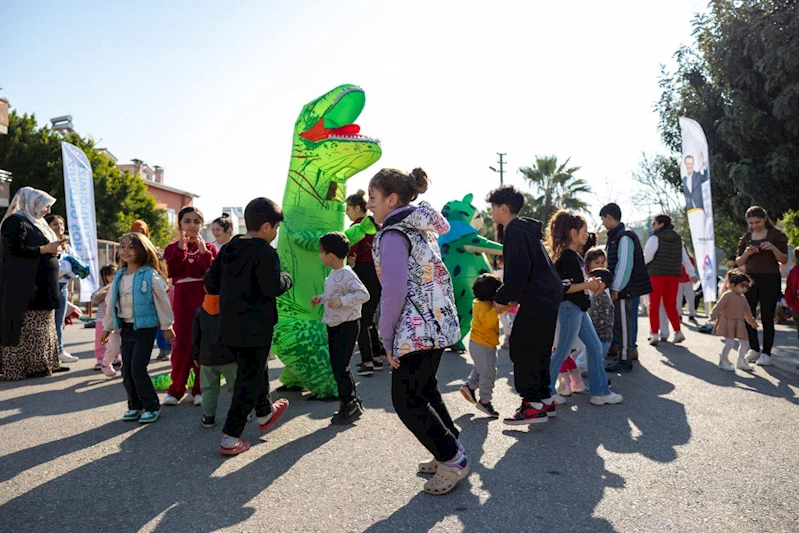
[
  {"xmin": 193, "ymin": 394, "xmax": 203, "ymax": 406},
  {"xmin": 718, "ymin": 358, "xmax": 735, "ymax": 371},
  {"xmin": 163, "ymin": 395, "xmax": 179, "ymax": 406},
  {"xmin": 648, "ymin": 333, "xmax": 660, "ymax": 346},
  {"xmin": 736, "ymin": 356, "xmax": 753, "ymax": 371},
  {"xmin": 590, "ymin": 392, "xmax": 623, "ymax": 405},
  {"xmin": 745, "ymin": 349, "xmax": 760, "ymax": 363},
  {"xmin": 552, "ymin": 394, "xmax": 568, "ymax": 405},
  {"xmin": 756, "ymin": 354, "xmax": 773, "ymax": 366},
  {"xmin": 672, "ymin": 331, "xmax": 686, "ymax": 344},
  {"xmin": 59, "ymin": 352, "xmax": 78, "ymax": 363}
]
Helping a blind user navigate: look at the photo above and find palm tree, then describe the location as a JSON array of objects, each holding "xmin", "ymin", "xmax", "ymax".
[{"xmin": 519, "ymin": 156, "xmax": 591, "ymax": 222}]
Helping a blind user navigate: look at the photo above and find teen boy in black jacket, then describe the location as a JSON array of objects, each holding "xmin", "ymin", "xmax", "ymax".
[
  {"xmin": 205, "ymin": 197, "xmax": 292, "ymax": 455},
  {"xmin": 487, "ymin": 186, "xmax": 563, "ymax": 426}
]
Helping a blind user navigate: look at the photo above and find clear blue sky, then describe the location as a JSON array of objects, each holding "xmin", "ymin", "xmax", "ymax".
[{"xmin": 2, "ymin": 0, "xmax": 706, "ymax": 229}]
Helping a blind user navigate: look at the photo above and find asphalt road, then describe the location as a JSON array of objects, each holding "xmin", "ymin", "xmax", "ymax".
[{"xmin": 1, "ymin": 317, "xmax": 798, "ymax": 533}]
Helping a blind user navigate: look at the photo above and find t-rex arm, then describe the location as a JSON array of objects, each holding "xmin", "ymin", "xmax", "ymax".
[
  {"xmin": 290, "ymin": 217, "xmax": 376, "ymax": 252},
  {"xmin": 463, "ymin": 234, "xmax": 504, "ymax": 255}
]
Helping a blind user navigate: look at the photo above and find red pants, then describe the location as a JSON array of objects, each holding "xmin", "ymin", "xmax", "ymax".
[
  {"xmin": 649, "ymin": 275, "xmax": 681, "ymax": 334},
  {"xmin": 167, "ymin": 281, "xmax": 204, "ymax": 399},
  {"xmin": 559, "ymin": 355, "xmax": 576, "ymax": 373}
]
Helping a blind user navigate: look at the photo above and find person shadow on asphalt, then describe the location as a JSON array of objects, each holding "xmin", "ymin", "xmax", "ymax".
[
  {"xmin": 2, "ymin": 413, "xmax": 349, "ymax": 533},
  {"xmin": 363, "ymin": 363, "xmax": 690, "ymax": 532}
]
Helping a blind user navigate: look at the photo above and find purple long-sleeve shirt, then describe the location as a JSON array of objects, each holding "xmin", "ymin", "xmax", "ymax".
[{"xmin": 377, "ymin": 206, "xmax": 413, "ymax": 353}]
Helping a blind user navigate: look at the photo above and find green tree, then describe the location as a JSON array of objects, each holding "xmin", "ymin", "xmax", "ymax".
[
  {"xmin": 0, "ymin": 111, "xmax": 171, "ymax": 247},
  {"xmin": 519, "ymin": 155, "xmax": 591, "ymax": 223},
  {"xmin": 782, "ymin": 209, "xmax": 799, "ymax": 248},
  {"xmin": 656, "ymin": 0, "xmax": 799, "ymax": 220}
]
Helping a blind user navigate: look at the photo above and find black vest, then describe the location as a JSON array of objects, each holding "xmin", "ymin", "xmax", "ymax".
[
  {"xmin": 606, "ymin": 223, "xmax": 652, "ymax": 299},
  {"xmin": 647, "ymin": 228, "xmax": 682, "ymax": 277}
]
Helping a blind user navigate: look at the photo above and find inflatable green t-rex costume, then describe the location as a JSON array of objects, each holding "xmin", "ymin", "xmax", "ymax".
[
  {"xmin": 272, "ymin": 84, "xmax": 382, "ymax": 397},
  {"xmin": 439, "ymin": 194, "xmax": 503, "ymax": 351}
]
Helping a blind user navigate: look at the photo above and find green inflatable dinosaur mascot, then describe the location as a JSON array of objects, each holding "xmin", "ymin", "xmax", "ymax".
[
  {"xmin": 439, "ymin": 194, "xmax": 503, "ymax": 352},
  {"xmin": 273, "ymin": 84, "xmax": 382, "ymax": 397}
]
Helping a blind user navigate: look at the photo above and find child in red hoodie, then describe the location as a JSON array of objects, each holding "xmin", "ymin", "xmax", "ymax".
[{"xmin": 784, "ymin": 247, "xmax": 799, "ymax": 351}]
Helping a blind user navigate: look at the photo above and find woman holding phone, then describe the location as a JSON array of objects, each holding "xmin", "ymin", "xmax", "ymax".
[
  {"xmin": 735, "ymin": 206, "xmax": 789, "ymax": 366},
  {"xmin": 0, "ymin": 187, "xmax": 70, "ymax": 380}
]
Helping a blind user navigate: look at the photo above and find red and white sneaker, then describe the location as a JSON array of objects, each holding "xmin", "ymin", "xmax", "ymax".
[
  {"xmin": 503, "ymin": 400, "xmax": 549, "ymax": 426},
  {"xmin": 542, "ymin": 399, "xmax": 557, "ymax": 418}
]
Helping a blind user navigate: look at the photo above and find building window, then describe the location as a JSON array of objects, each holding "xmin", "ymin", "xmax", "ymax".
[{"xmin": 167, "ymin": 208, "xmax": 176, "ymax": 226}]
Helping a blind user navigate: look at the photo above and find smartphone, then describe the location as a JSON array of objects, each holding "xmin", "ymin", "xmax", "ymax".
[{"xmin": 749, "ymin": 239, "xmax": 763, "ymax": 248}]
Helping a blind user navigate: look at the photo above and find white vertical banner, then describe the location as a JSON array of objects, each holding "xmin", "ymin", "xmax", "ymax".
[
  {"xmin": 679, "ymin": 117, "xmax": 717, "ymax": 303},
  {"xmin": 62, "ymin": 142, "xmax": 99, "ymax": 301}
]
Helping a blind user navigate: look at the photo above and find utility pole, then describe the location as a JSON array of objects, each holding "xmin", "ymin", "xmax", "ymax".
[{"xmin": 489, "ymin": 153, "xmax": 507, "ymax": 185}]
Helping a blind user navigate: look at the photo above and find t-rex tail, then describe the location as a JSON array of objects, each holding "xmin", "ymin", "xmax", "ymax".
[{"xmin": 272, "ymin": 317, "xmax": 337, "ymax": 398}]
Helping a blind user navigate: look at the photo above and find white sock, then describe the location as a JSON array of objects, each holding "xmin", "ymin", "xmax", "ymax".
[
  {"xmin": 257, "ymin": 411, "xmax": 273, "ymax": 425},
  {"xmin": 442, "ymin": 449, "xmax": 467, "ymax": 469},
  {"xmin": 220, "ymin": 435, "xmax": 238, "ymax": 448}
]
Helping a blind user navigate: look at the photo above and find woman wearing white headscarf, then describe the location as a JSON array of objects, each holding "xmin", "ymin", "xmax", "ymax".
[{"xmin": 0, "ymin": 187, "xmax": 71, "ymax": 380}]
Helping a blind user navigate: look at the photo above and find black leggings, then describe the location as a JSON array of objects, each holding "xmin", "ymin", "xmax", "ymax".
[
  {"xmin": 353, "ymin": 262, "xmax": 382, "ymax": 363},
  {"xmin": 392, "ymin": 349, "xmax": 459, "ymax": 462},
  {"xmin": 745, "ymin": 273, "xmax": 781, "ymax": 354}
]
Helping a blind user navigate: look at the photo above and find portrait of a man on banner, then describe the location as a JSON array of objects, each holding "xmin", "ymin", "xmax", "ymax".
[{"xmin": 681, "ymin": 152, "xmax": 709, "ymax": 211}]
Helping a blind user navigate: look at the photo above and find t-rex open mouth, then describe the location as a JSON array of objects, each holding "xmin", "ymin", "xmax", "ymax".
[{"xmin": 298, "ymin": 87, "xmax": 381, "ymax": 144}]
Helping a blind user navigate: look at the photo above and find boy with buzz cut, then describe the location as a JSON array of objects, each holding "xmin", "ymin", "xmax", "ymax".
[
  {"xmin": 205, "ymin": 197, "xmax": 293, "ymax": 455},
  {"xmin": 312, "ymin": 232, "xmax": 370, "ymax": 425},
  {"xmin": 486, "ymin": 185, "xmax": 563, "ymax": 425}
]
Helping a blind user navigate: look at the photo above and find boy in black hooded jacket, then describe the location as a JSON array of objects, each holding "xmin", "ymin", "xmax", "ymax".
[
  {"xmin": 205, "ymin": 197, "xmax": 292, "ymax": 455},
  {"xmin": 487, "ymin": 186, "xmax": 562, "ymax": 426}
]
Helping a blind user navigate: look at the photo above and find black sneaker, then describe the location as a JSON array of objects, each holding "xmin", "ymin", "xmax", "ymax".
[
  {"xmin": 156, "ymin": 350, "xmax": 171, "ymax": 362},
  {"xmin": 475, "ymin": 401, "xmax": 499, "ymax": 418},
  {"xmin": 356, "ymin": 363, "xmax": 374, "ymax": 376},
  {"xmin": 605, "ymin": 359, "xmax": 634, "ymax": 373},
  {"xmin": 331, "ymin": 400, "xmax": 363, "ymax": 425},
  {"xmin": 688, "ymin": 316, "xmax": 698, "ymax": 324},
  {"xmin": 201, "ymin": 415, "xmax": 215, "ymax": 428},
  {"xmin": 372, "ymin": 359, "xmax": 385, "ymax": 371},
  {"xmin": 503, "ymin": 400, "xmax": 548, "ymax": 426},
  {"xmin": 459, "ymin": 384, "xmax": 477, "ymax": 404}
]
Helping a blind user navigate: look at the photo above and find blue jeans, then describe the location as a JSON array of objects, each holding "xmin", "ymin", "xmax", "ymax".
[
  {"xmin": 600, "ymin": 340, "xmax": 611, "ymax": 357},
  {"xmin": 55, "ymin": 282, "xmax": 68, "ymax": 354},
  {"xmin": 155, "ymin": 329, "xmax": 172, "ymax": 351},
  {"xmin": 550, "ymin": 301, "xmax": 611, "ymax": 396}
]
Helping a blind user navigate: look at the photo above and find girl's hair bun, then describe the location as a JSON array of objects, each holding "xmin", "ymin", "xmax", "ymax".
[{"xmin": 408, "ymin": 168, "xmax": 429, "ymax": 195}]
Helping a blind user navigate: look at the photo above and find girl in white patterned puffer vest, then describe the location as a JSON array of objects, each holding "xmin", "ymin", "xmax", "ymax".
[{"xmin": 368, "ymin": 167, "xmax": 467, "ymax": 497}]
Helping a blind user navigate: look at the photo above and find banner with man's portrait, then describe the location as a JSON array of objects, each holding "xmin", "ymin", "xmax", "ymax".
[{"xmin": 679, "ymin": 117, "xmax": 717, "ymax": 303}]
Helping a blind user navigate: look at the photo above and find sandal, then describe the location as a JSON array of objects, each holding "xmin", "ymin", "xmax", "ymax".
[
  {"xmin": 418, "ymin": 458, "xmax": 438, "ymax": 474},
  {"xmin": 218, "ymin": 438, "xmax": 251, "ymax": 456},
  {"xmin": 423, "ymin": 464, "xmax": 470, "ymax": 495},
  {"xmin": 258, "ymin": 399, "xmax": 289, "ymax": 432}
]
